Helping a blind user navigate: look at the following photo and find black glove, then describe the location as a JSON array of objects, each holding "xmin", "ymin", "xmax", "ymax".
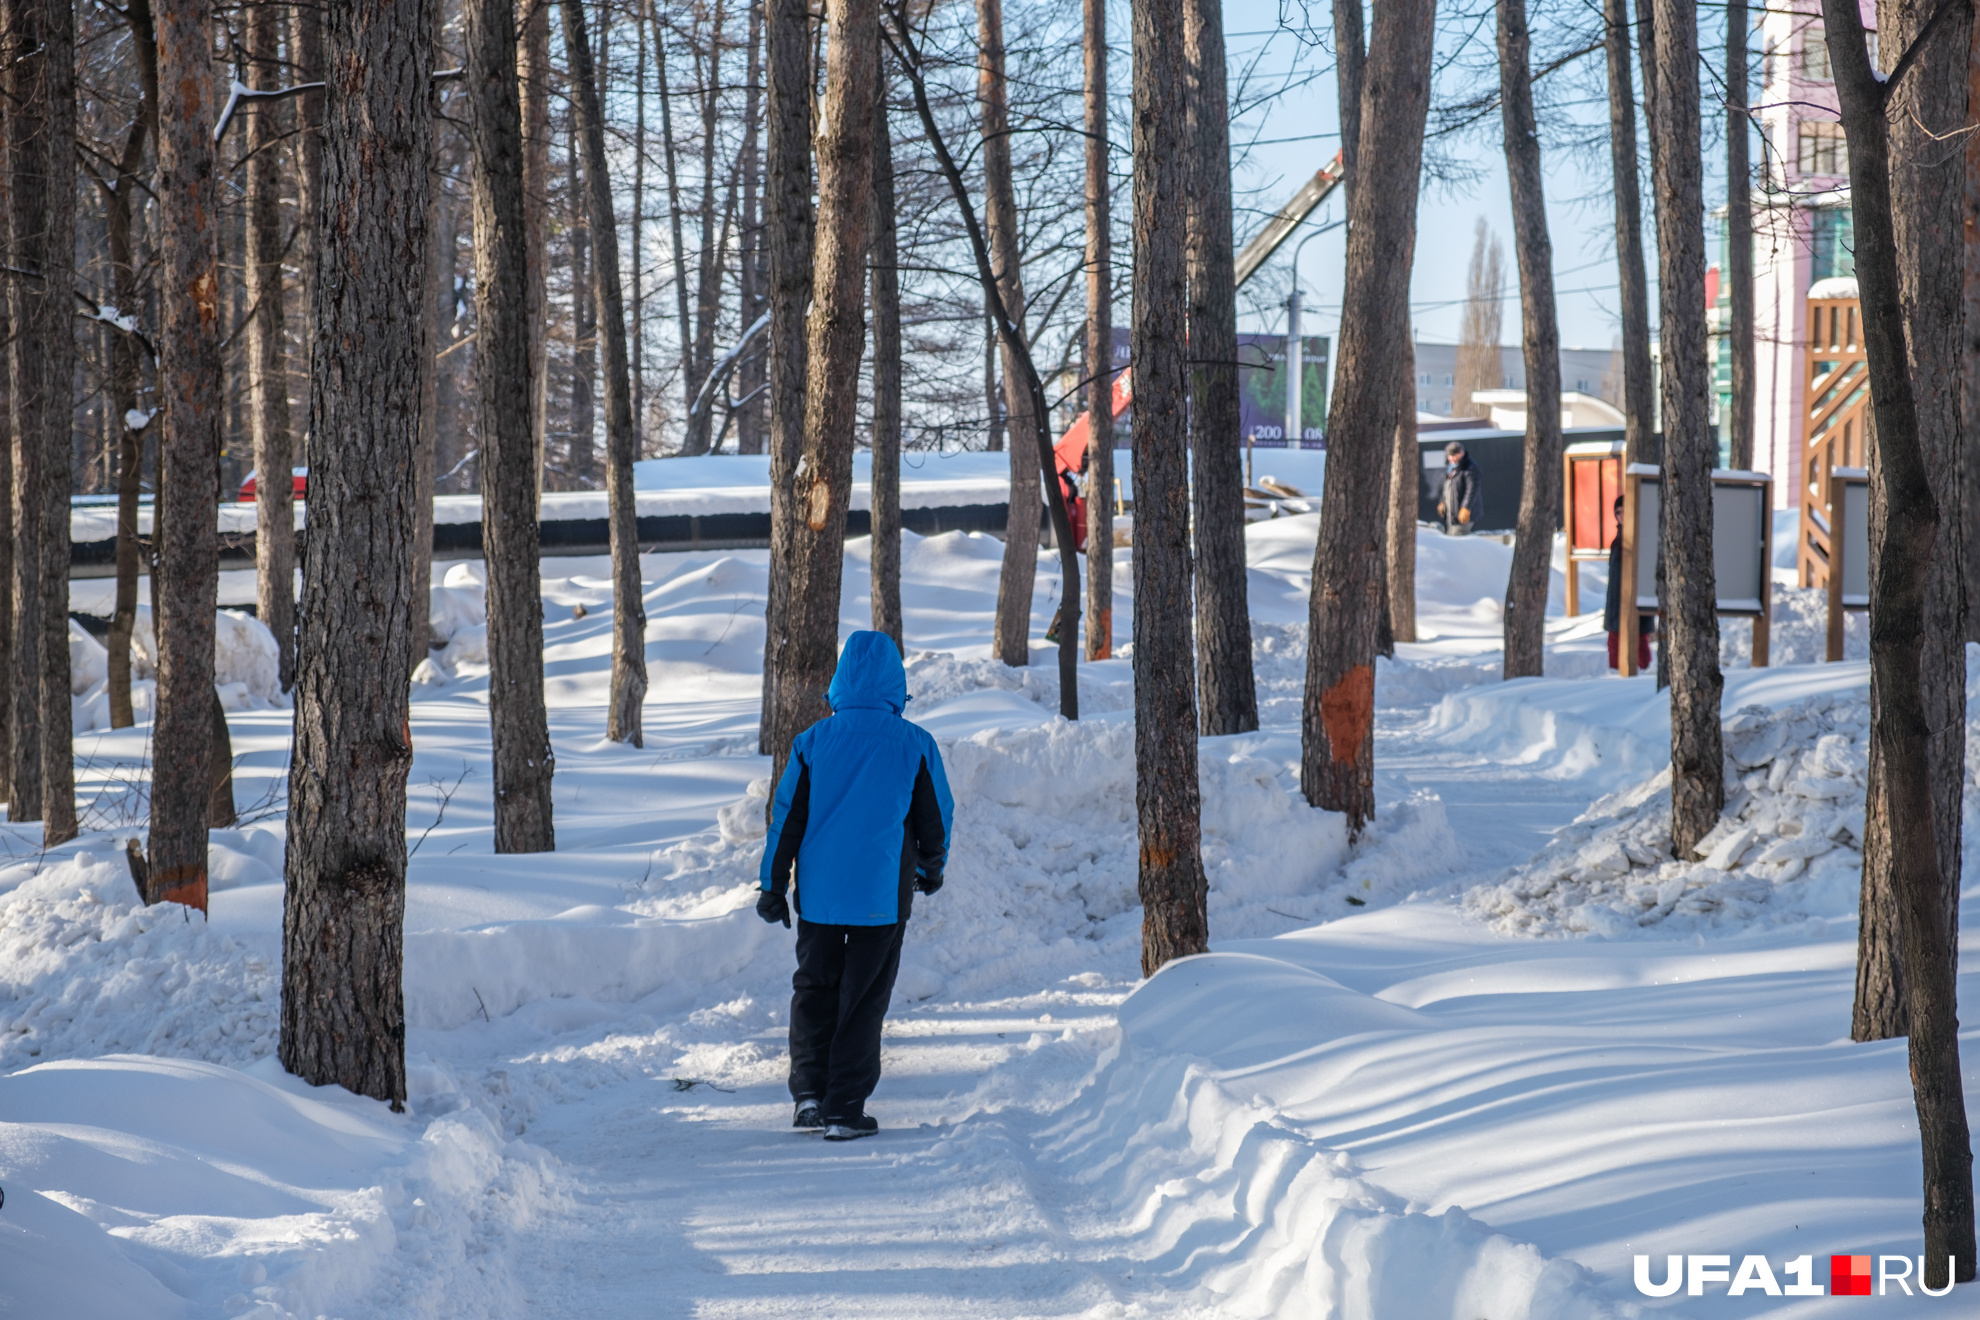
[
  {"xmin": 914, "ymin": 868, "xmax": 944, "ymax": 896},
  {"xmin": 756, "ymin": 890, "xmax": 791, "ymax": 927}
]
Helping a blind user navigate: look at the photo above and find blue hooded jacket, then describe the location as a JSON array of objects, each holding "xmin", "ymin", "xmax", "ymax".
[{"xmin": 759, "ymin": 631, "xmax": 954, "ymax": 926}]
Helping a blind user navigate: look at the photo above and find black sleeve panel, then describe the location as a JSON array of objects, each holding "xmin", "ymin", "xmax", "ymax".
[
  {"xmin": 769, "ymin": 761, "xmax": 810, "ymax": 895},
  {"xmin": 908, "ymin": 758, "xmax": 947, "ymax": 873}
]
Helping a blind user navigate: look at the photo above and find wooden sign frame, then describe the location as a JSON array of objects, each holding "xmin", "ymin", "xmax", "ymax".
[
  {"xmin": 1822, "ymin": 465, "xmax": 1869, "ymax": 662},
  {"xmin": 1618, "ymin": 465, "xmax": 1774, "ymax": 676},
  {"xmin": 1561, "ymin": 441, "xmax": 1624, "ymax": 618}
]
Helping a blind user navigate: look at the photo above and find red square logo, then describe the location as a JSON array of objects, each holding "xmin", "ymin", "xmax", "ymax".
[{"xmin": 1830, "ymin": 1255, "xmax": 1873, "ymax": 1296}]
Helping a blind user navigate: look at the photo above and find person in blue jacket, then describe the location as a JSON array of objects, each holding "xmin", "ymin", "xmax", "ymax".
[{"xmin": 757, "ymin": 630, "xmax": 953, "ymax": 1141}]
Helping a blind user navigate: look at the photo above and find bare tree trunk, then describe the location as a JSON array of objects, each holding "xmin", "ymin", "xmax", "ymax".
[
  {"xmin": 1132, "ymin": 0, "xmax": 1208, "ymax": 974},
  {"xmin": 6, "ymin": 0, "xmax": 47, "ymax": 826},
  {"xmin": 1082, "ymin": 0, "xmax": 1113, "ymax": 662},
  {"xmin": 1823, "ymin": 0, "xmax": 1976, "ymax": 1283},
  {"xmin": 1497, "ymin": 0, "xmax": 1562, "ymax": 681},
  {"xmin": 292, "ymin": 1, "xmax": 323, "ymax": 417},
  {"xmin": 735, "ymin": 0, "xmax": 766, "ymax": 456},
  {"xmin": 412, "ymin": 2, "xmax": 448, "ymax": 675},
  {"xmin": 145, "ymin": 0, "xmax": 224, "ymax": 906},
  {"xmin": 1965, "ymin": 0, "xmax": 1980, "ymax": 646},
  {"xmin": 1388, "ymin": 376, "xmax": 1417, "ymax": 643},
  {"xmin": 1725, "ymin": 0, "xmax": 1754, "ymax": 470},
  {"xmin": 655, "ymin": 13, "xmax": 696, "ymax": 446},
  {"xmin": 247, "ymin": 0, "xmax": 295, "ymax": 693},
  {"xmin": 1648, "ymin": 0, "xmax": 1722, "ymax": 856},
  {"xmin": 768, "ymin": 0, "xmax": 876, "ymax": 778},
  {"xmin": 564, "ymin": 0, "xmax": 651, "ymax": 745},
  {"xmin": 1604, "ymin": 0, "xmax": 1655, "ymax": 462},
  {"xmin": 1332, "ymin": 0, "xmax": 1363, "ymax": 196},
  {"xmin": 282, "ymin": 0, "xmax": 430, "ymax": 1110},
  {"xmin": 1185, "ymin": 0, "xmax": 1255, "ymax": 736},
  {"xmin": 1301, "ymin": 0, "xmax": 1435, "ymax": 835},
  {"xmin": 982, "ymin": 0, "xmax": 1039, "ymax": 667},
  {"xmin": 869, "ymin": 81, "xmax": 903, "ymax": 653},
  {"xmin": 683, "ymin": 1, "xmax": 731, "ymax": 458},
  {"xmin": 759, "ymin": 0, "xmax": 811, "ymax": 759},
  {"xmin": 35, "ymin": 0, "xmax": 74, "ymax": 846},
  {"xmin": 566, "ymin": 123, "xmax": 597, "ymax": 482},
  {"xmin": 466, "ymin": 0, "xmax": 556, "ymax": 852},
  {"xmin": 519, "ymin": 0, "xmax": 551, "ymax": 486},
  {"xmin": 100, "ymin": 3, "xmax": 153, "ymax": 734},
  {"xmin": 984, "ymin": 310, "xmax": 1002, "ymax": 451},
  {"xmin": 1854, "ymin": 0, "xmax": 1971, "ymax": 1051}
]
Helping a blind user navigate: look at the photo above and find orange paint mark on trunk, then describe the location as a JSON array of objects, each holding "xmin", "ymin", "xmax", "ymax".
[
  {"xmin": 156, "ymin": 866, "xmax": 208, "ymax": 914},
  {"xmin": 192, "ymin": 267, "xmax": 219, "ymax": 327},
  {"xmin": 1092, "ymin": 607, "xmax": 1112, "ymax": 660},
  {"xmin": 1319, "ymin": 664, "xmax": 1374, "ymax": 764},
  {"xmin": 1140, "ymin": 843, "xmax": 1175, "ymax": 869}
]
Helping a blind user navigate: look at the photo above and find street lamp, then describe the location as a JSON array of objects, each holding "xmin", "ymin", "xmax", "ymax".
[{"xmin": 1285, "ymin": 224, "xmax": 1330, "ymax": 447}]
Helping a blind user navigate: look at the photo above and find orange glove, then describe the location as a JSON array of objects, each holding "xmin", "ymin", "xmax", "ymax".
[{"xmin": 1458, "ymin": 507, "xmax": 1471, "ymax": 525}]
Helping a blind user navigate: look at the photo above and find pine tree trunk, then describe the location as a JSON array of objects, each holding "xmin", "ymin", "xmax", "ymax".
[
  {"xmin": 1604, "ymin": 0, "xmax": 1655, "ymax": 462},
  {"xmin": 1725, "ymin": 0, "xmax": 1754, "ymax": 471},
  {"xmin": 769, "ymin": 0, "xmax": 876, "ymax": 775},
  {"xmin": 1853, "ymin": 0, "xmax": 1971, "ymax": 1052},
  {"xmin": 736, "ymin": 0, "xmax": 766, "ymax": 456},
  {"xmin": 563, "ymin": 0, "xmax": 651, "ymax": 746},
  {"xmin": 412, "ymin": 2, "xmax": 447, "ymax": 677},
  {"xmin": 466, "ymin": 0, "xmax": 556, "ymax": 852},
  {"xmin": 0, "ymin": 314, "xmax": 10, "ymax": 804},
  {"xmin": 146, "ymin": 0, "xmax": 225, "ymax": 906},
  {"xmin": 1301, "ymin": 0, "xmax": 1435, "ymax": 835},
  {"xmin": 1082, "ymin": 0, "xmax": 1113, "ymax": 662},
  {"xmin": 1133, "ymin": 0, "xmax": 1208, "ymax": 975},
  {"xmin": 6, "ymin": 0, "xmax": 47, "ymax": 826},
  {"xmin": 291, "ymin": 2, "xmax": 323, "ymax": 409},
  {"xmin": 100, "ymin": 6, "xmax": 152, "ymax": 734},
  {"xmin": 1649, "ymin": 0, "xmax": 1721, "ymax": 856},
  {"xmin": 38, "ymin": 0, "xmax": 73, "ymax": 845},
  {"xmin": 981, "ymin": 0, "xmax": 1038, "ymax": 667},
  {"xmin": 566, "ymin": 125, "xmax": 596, "ymax": 482},
  {"xmin": 1185, "ymin": 0, "xmax": 1256, "ymax": 736},
  {"xmin": 1823, "ymin": 0, "xmax": 1975, "ymax": 1281},
  {"xmin": 1497, "ymin": 0, "xmax": 1562, "ymax": 682},
  {"xmin": 247, "ymin": 0, "xmax": 296, "ymax": 694},
  {"xmin": 1387, "ymin": 374, "xmax": 1417, "ymax": 644},
  {"xmin": 760, "ymin": 0, "xmax": 811, "ymax": 761},
  {"xmin": 519, "ymin": 0, "xmax": 551, "ymax": 486},
  {"xmin": 282, "ymin": 0, "xmax": 430, "ymax": 1109},
  {"xmin": 869, "ymin": 83, "xmax": 904, "ymax": 653},
  {"xmin": 1965, "ymin": 6, "xmax": 1980, "ymax": 646},
  {"xmin": 1332, "ymin": 0, "xmax": 1364, "ymax": 194}
]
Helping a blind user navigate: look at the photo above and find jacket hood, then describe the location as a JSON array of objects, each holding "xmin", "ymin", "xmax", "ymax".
[{"xmin": 827, "ymin": 630, "xmax": 908, "ymax": 713}]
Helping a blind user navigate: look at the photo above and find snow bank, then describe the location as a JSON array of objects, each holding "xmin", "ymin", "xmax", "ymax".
[
  {"xmin": 1464, "ymin": 691, "xmax": 1872, "ymax": 937},
  {"xmin": 74, "ymin": 608, "xmax": 287, "ymax": 730}
]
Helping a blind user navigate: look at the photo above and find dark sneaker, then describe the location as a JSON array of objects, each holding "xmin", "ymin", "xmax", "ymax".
[
  {"xmin": 793, "ymin": 1098, "xmax": 823, "ymax": 1129},
  {"xmin": 822, "ymin": 1112, "xmax": 879, "ymax": 1142}
]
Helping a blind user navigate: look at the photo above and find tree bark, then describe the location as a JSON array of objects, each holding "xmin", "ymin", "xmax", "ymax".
[
  {"xmin": 563, "ymin": 0, "xmax": 652, "ymax": 746},
  {"xmin": 869, "ymin": 80, "xmax": 904, "ymax": 653},
  {"xmin": 146, "ymin": 0, "xmax": 225, "ymax": 906},
  {"xmin": 1388, "ymin": 374, "xmax": 1417, "ymax": 643},
  {"xmin": 1725, "ymin": 0, "xmax": 1755, "ymax": 470},
  {"xmin": 519, "ymin": 0, "xmax": 551, "ymax": 486},
  {"xmin": 247, "ymin": 0, "xmax": 296, "ymax": 693},
  {"xmin": 1965, "ymin": 0, "xmax": 1980, "ymax": 646},
  {"xmin": 35, "ymin": 0, "xmax": 73, "ymax": 845},
  {"xmin": 1332, "ymin": 0, "xmax": 1364, "ymax": 197},
  {"xmin": 466, "ymin": 0, "xmax": 556, "ymax": 852},
  {"xmin": 1083, "ymin": 0, "xmax": 1113, "ymax": 662},
  {"xmin": 566, "ymin": 123, "xmax": 596, "ymax": 483},
  {"xmin": 1133, "ymin": 0, "xmax": 1208, "ymax": 975},
  {"xmin": 6, "ymin": 0, "xmax": 49, "ymax": 827},
  {"xmin": 1649, "ymin": 0, "xmax": 1722, "ymax": 856},
  {"xmin": 1185, "ymin": 0, "xmax": 1256, "ymax": 735},
  {"xmin": 1823, "ymin": 0, "xmax": 1976, "ymax": 1282},
  {"xmin": 1301, "ymin": 0, "xmax": 1435, "ymax": 835},
  {"xmin": 291, "ymin": 1, "xmax": 323, "ymax": 413},
  {"xmin": 1604, "ymin": 0, "xmax": 1655, "ymax": 462},
  {"xmin": 412, "ymin": 0, "xmax": 448, "ymax": 676},
  {"xmin": 1497, "ymin": 0, "xmax": 1562, "ymax": 681},
  {"xmin": 682, "ymin": 1, "xmax": 731, "ymax": 459},
  {"xmin": 101, "ymin": 1, "xmax": 155, "ymax": 734},
  {"xmin": 282, "ymin": 0, "xmax": 430, "ymax": 1111},
  {"xmin": 982, "ymin": 0, "xmax": 1039, "ymax": 668},
  {"xmin": 736, "ymin": 0, "xmax": 767, "ymax": 456},
  {"xmin": 769, "ymin": 0, "xmax": 877, "ymax": 781},
  {"xmin": 759, "ymin": 0, "xmax": 811, "ymax": 759},
  {"xmin": 1854, "ymin": 0, "xmax": 1971, "ymax": 1052}
]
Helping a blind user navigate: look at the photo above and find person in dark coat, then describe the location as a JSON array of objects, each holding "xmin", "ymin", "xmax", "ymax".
[
  {"xmin": 1436, "ymin": 441, "xmax": 1481, "ymax": 535},
  {"xmin": 1603, "ymin": 495, "xmax": 1654, "ymax": 671},
  {"xmin": 758, "ymin": 630, "xmax": 954, "ymax": 1141}
]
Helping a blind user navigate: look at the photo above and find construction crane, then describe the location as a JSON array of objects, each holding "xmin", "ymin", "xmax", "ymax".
[{"xmin": 1053, "ymin": 149, "xmax": 1345, "ymax": 476}]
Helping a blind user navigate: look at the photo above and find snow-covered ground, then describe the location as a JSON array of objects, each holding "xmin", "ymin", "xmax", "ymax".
[{"xmin": 4, "ymin": 493, "xmax": 1970, "ymax": 1318}]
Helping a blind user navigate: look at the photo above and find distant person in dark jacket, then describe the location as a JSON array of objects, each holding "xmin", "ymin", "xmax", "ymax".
[
  {"xmin": 1436, "ymin": 442, "xmax": 1480, "ymax": 535},
  {"xmin": 1603, "ymin": 495, "xmax": 1654, "ymax": 670},
  {"xmin": 758, "ymin": 630, "xmax": 953, "ymax": 1142}
]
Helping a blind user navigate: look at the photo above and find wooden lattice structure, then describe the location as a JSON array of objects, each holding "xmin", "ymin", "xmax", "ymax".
[{"xmin": 1796, "ymin": 295, "xmax": 1870, "ymax": 593}]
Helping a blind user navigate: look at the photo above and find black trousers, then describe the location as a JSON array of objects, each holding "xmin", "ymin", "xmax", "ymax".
[{"xmin": 789, "ymin": 918, "xmax": 906, "ymax": 1118}]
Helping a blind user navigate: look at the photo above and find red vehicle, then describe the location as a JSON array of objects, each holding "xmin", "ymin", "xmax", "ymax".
[{"xmin": 238, "ymin": 467, "xmax": 308, "ymax": 502}]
